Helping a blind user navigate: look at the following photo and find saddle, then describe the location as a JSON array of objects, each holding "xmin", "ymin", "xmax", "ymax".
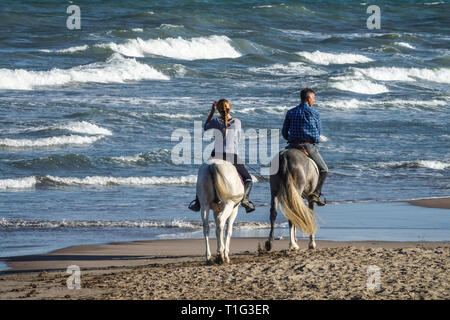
[{"xmin": 287, "ymin": 144, "xmax": 319, "ymax": 176}]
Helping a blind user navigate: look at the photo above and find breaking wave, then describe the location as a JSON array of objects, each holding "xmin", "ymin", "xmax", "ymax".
[
  {"xmin": 98, "ymin": 35, "xmax": 242, "ymax": 60},
  {"xmin": 296, "ymin": 51, "xmax": 373, "ymax": 65},
  {"xmin": 0, "ymin": 218, "xmax": 277, "ymax": 230},
  {"xmin": 0, "ymin": 175, "xmax": 197, "ymax": 190},
  {"xmin": 330, "ymin": 77, "xmax": 389, "ymax": 94},
  {"xmin": 0, "ymin": 135, "xmax": 103, "ymax": 148},
  {"xmin": 353, "ymin": 67, "xmax": 450, "ymax": 83},
  {"xmin": 0, "ymin": 53, "xmax": 169, "ymax": 90}
]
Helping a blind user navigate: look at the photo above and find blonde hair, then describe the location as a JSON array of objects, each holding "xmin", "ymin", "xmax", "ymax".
[{"xmin": 217, "ymin": 99, "xmax": 231, "ymax": 135}]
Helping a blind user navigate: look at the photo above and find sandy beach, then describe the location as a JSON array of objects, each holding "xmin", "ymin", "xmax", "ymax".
[
  {"xmin": 0, "ymin": 237, "xmax": 448, "ymax": 300},
  {"xmin": 408, "ymin": 197, "xmax": 450, "ymax": 210}
]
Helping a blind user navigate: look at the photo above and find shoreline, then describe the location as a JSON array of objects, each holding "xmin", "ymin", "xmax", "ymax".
[{"xmin": 407, "ymin": 197, "xmax": 450, "ymax": 209}]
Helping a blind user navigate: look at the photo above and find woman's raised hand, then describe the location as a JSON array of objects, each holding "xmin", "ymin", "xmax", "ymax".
[{"xmin": 211, "ymin": 101, "xmax": 217, "ymax": 111}]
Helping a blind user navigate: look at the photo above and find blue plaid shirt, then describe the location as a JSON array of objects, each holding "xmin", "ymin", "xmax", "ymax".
[{"xmin": 282, "ymin": 102, "xmax": 322, "ymax": 144}]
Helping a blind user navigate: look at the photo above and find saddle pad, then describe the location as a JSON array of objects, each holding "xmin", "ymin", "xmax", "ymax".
[{"xmin": 308, "ymin": 157, "xmax": 319, "ymax": 176}]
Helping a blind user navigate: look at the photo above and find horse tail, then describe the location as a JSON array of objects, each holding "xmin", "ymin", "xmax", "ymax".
[
  {"xmin": 277, "ymin": 153, "xmax": 317, "ymax": 236},
  {"xmin": 209, "ymin": 163, "xmax": 242, "ymax": 204}
]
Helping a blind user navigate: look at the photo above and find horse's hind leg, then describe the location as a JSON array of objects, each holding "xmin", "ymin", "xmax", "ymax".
[
  {"xmin": 224, "ymin": 205, "xmax": 238, "ymax": 263},
  {"xmin": 201, "ymin": 205, "xmax": 212, "ymax": 264},
  {"xmin": 308, "ymin": 201, "xmax": 316, "ymax": 250},
  {"xmin": 265, "ymin": 196, "xmax": 277, "ymax": 251},
  {"xmin": 288, "ymin": 221, "xmax": 299, "ymax": 250},
  {"xmin": 214, "ymin": 202, "xmax": 234, "ymax": 264}
]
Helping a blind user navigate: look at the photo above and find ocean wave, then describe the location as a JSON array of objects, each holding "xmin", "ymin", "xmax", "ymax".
[
  {"xmin": 0, "ymin": 53, "xmax": 169, "ymax": 90},
  {"xmin": 236, "ymin": 105, "xmax": 291, "ymax": 114},
  {"xmin": 0, "ymin": 135, "xmax": 103, "ymax": 148},
  {"xmin": 0, "ymin": 177, "xmax": 37, "ymax": 190},
  {"xmin": 330, "ymin": 77, "xmax": 389, "ymax": 94},
  {"xmin": 10, "ymin": 154, "xmax": 92, "ymax": 170},
  {"xmin": 1, "ymin": 121, "xmax": 111, "ymax": 136},
  {"xmin": 151, "ymin": 112, "xmax": 201, "ymax": 119},
  {"xmin": 321, "ymin": 98, "xmax": 448, "ymax": 110},
  {"xmin": 375, "ymin": 160, "xmax": 450, "ymax": 170},
  {"xmin": 98, "ymin": 35, "xmax": 242, "ymax": 60},
  {"xmin": 107, "ymin": 149, "xmax": 172, "ymax": 165},
  {"xmin": 249, "ymin": 62, "xmax": 326, "ymax": 76},
  {"xmin": 39, "ymin": 45, "xmax": 89, "ymax": 54},
  {"xmin": 394, "ymin": 42, "xmax": 416, "ymax": 49},
  {"xmin": 296, "ymin": 51, "xmax": 373, "ymax": 65},
  {"xmin": 353, "ymin": 67, "xmax": 450, "ymax": 84},
  {"xmin": 0, "ymin": 218, "xmax": 200, "ymax": 229},
  {"xmin": 63, "ymin": 121, "xmax": 112, "ymax": 136},
  {"xmin": 0, "ymin": 218, "xmax": 278, "ymax": 230},
  {"xmin": 0, "ymin": 175, "xmax": 197, "ymax": 190}
]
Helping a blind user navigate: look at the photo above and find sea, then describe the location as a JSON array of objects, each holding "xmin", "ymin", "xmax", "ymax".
[{"xmin": 1, "ymin": 0, "xmax": 449, "ymax": 262}]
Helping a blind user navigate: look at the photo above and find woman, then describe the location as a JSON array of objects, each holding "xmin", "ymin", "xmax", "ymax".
[{"xmin": 188, "ymin": 99, "xmax": 255, "ymax": 213}]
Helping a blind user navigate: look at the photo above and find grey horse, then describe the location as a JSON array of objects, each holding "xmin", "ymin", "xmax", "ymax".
[{"xmin": 265, "ymin": 147, "xmax": 318, "ymax": 251}]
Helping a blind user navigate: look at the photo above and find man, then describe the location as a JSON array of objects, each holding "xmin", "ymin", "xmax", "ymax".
[{"xmin": 281, "ymin": 88, "xmax": 328, "ymax": 206}]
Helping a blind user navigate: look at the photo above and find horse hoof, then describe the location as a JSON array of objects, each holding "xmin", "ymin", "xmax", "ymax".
[
  {"xmin": 289, "ymin": 244, "xmax": 300, "ymax": 251},
  {"xmin": 205, "ymin": 259, "xmax": 213, "ymax": 265},
  {"xmin": 265, "ymin": 240, "xmax": 272, "ymax": 252},
  {"xmin": 308, "ymin": 242, "xmax": 317, "ymax": 250},
  {"xmin": 215, "ymin": 254, "xmax": 225, "ymax": 264}
]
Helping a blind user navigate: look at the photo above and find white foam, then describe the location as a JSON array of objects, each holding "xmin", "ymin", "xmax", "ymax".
[
  {"xmin": 394, "ymin": 42, "xmax": 416, "ymax": 49},
  {"xmin": 132, "ymin": 28, "xmax": 144, "ymax": 32},
  {"xmin": 0, "ymin": 174, "xmax": 198, "ymax": 190},
  {"xmin": 0, "ymin": 135, "xmax": 103, "ymax": 148},
  {"xmin": 237, "ymin": 105, "xmax": 291, "ymax": 114},
  {"xmin": 0, "ymin": 218, "xmax": 200, "ymax": 229},
  {"xmin": 330, "ymin": 77, "xmax": 389, "ymax": 94},
  {"xmin": 321, "ymin": 98, "xmax": 447, "ymax": 110},
  {"xmin": 110, "ymin": 154, "xmax": 145, "ymax": 163},
  {"xmin": 152, "ymin": 112, "xmax": 201, "ymax": 119},
  {"xmin": 158, "ymin": 24, "xmax": 184, "ymax": 29},
  {"xmin": 0, "ymin": 177, "xmax": 37, "ymax": 190},
  {"xmin": 0, "ymin": 53, "xmax": 169, "ymax": 90},
  {"xmin": 377, "ymin": 160, "xmax": 450, "ymax": 170},
  {"xmin": 100, "ymin": 35, "xmax": 242, "ymax": 60},
  {"xmin": 64, "ymin": 121, "xmax": 112, "ymax": 136},
  {"xmin": 42, "ymin": 174, "xmax": 198, "ymax": 186},
  {"xmin": 417, "ymin": 160, "xmax": 450, "ymax": 170},
  {"xmin": 47, "ymin": 45, "xmax": 89, "ymax": 53},
  {"xmin": 249, "ymin": 62, "xmax": 326, "ymax": 76},
  {"xmin": 354, "ymin": 67, "xmax": 450, "ymax": 83},
  {"xmin": 296, "ymin": 51, "xmax": 373, "ymax": 65}
]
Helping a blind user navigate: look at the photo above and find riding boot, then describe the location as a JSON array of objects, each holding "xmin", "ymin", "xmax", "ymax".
[
  {"xmin": 309, "ymin": 171, "xmax": 327, "ymax": 206},
  {"xmin": 188, "ymin": 195, "xmax": 200, "ymax": 212},
  {"xmin": 241, "ymin": 180, "xmax": 255, "ymax": 213}
]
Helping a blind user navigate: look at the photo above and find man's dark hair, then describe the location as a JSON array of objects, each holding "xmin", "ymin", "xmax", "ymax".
[{"xmin": 301, "ymin": 88, "xmax": 315, "ymax": 102}]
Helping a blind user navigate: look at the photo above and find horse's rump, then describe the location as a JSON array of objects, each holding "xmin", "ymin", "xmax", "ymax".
[
  {"xmin": 274, "ymin": 149, "xmax": 317, "ymax": 235},
  {"xmin": 208, "ymin": 159, "xmax": 244, "ymax": 205}
]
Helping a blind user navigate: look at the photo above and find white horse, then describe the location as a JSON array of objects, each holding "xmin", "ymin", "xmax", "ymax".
[{"xmin": 197, "ymin": 158, "xmax": 244, "ymax": 264}]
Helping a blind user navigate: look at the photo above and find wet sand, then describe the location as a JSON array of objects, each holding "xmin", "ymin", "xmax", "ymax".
[
  {"xmin": 0, "ymin": 238, "xmax": 448, "ymax": 300},
  {"xmin": 408, "ymin": 197, "xmax": 450, "ymax": 209}
]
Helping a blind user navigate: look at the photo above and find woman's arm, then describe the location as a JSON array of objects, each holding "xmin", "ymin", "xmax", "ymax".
[
  {"xmin": 204, "ymin": 101, "xmax": 217, "ymax": 131},
  {"xmin": 205, "ymin": 101, "xmax": 217, "ymax": 124}
]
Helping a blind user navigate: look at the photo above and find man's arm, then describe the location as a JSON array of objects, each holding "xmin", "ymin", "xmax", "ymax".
[
  {"xmin": 281, "ymin": 112, "xmax": 290, "ymax": 141},
  {"xmin": 310, "ymin": 108, "xmax": 321, "ymax": 143}
]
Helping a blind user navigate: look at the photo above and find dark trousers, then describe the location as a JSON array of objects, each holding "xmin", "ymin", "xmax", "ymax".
[
  {"xmin": 287, "ymin": 143, "xmax": 328, "ymax": 195},
  {"xmin": 211, "ymin": 151, "xmax": 252, "ymax": 182}
]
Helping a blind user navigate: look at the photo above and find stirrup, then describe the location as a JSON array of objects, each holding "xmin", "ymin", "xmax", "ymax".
[
  {"xmin": 241, "ymin": 200, "xmax": 255, "ymax": 213},
  {"xmin": 308, "ymin": 194, "xmax": 326, "ymax": 206},
  {"xmin": 188, "ymin": 199, "xmax": 200, "ymax": 212}
]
